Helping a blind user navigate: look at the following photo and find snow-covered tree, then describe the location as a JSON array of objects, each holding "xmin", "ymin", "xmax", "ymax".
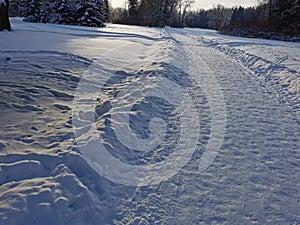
[
  {"xmin": 19, "ymin": 0, "xmax": 29, "ymax": 17},
  {"xmin": 23, "ymin": 0, "xmax": 40, "ymax": 22},
  {"xmin": 18, "ymin": 0, "xmax": 107, "ymax": 27},
  {"xmin": 77, "ymin": 1, "xmax": 104, "ymax": 27},
  {"xmin": 50, "ymin": 0, "xmax": 75, "ymax": 25},
  {"xmin": 39, "ymin": 0, "xmax": 51, "ymax": 23},
  {"xmin": 7, "ymin": 0, "xmax": 20, "ymax": 17}
]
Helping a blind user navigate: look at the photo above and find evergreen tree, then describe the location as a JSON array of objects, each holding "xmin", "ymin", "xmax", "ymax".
[
  {"xmin": 77, "ymin": 1, "xmax": 104, "ymax": 27},
  {"xmin": 17, "ymin": 0, "xmax": 107, "ymax": 27},
  {"xmin": 185, "ymin": 9, "xmax": 208, "ymax": 28},
  {"xmin": 231, "ymin": 7, "xmax": 245, "ymax": 27},
  {"xmin": 39, "ymin": 0, "xmax": 51, "ymax": 23},
  {"xmin": 8, "ymin": 0, "xmax": 21, "ymax": 17},
  {"xmin": 274, "ymin": 0, "xmax": 300, "ymax": 21},
  {"xmin": 50, "ymin": 0, "xmax": 75, "ymax": 25},
  {"xmin": 23, "ymin": 0, "xmax": 40, "ymax": 22},
  {"xmin": 19, "ymin": 0, "xmax": 29, "ymax": 17},
  {"xmin": 99, "ymin": 0, "xmax": 109, "ymax": 22}
]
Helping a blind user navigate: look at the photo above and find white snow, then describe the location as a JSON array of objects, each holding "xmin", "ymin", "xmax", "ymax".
[{"xmin": 0, "ymin": 18, "xmax": 299, "ymax": 224}]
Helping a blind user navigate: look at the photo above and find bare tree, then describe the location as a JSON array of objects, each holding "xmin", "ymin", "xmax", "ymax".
[
  {"xmin": 208, "ymin": 4, "xmax": 233, "ymax": 30},
  {"xmin": 177, "ymin": 0, "xmax": 194, "ymax": 26}
]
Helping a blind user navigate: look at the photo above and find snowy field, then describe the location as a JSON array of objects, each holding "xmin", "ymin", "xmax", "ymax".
[{"xmin": 0, "ymin": 18, "xmax": 299, "ymax": 224}]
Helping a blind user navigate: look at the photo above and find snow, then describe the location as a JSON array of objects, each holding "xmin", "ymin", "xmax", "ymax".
[
  {"xmin": 0, "ymin": 18, "xmax": 299, "ymax": 224},
  {"xmin": 179, "ymin": 28, "xmax": 300, "ymax": 111}
]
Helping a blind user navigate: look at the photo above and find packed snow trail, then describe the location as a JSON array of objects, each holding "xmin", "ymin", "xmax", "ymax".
[
  {"xmin": 0, "ymin": 19, "xmax": 299, "ymax": 224},
  {"xmin": 115, "ymin": 30, "xmax": 300, "ymax": 224}
]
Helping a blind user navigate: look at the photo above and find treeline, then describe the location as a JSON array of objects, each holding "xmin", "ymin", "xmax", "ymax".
[
  {"xmin": 111, "ymin": 0, "xmax": 195, "ymax": 27},
  {"xmin": 112, "ymin": 0, "xmax": 299, "ymax": 41},
  {"xmin": 6, "ymin": 0, "xmax": 299, "ymax": 41},
  {"xmin": 186, "ymin": 0, "xmax": 300, "ymax": 41},
  {"xmin": 8, "ymin": 0, "xmax": 109, "ymax": 27}
]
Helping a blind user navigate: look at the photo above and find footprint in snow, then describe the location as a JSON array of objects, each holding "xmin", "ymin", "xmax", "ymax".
[{"xmin": 53, "ymin": 104, "xmax": 71, "ymax": 111}]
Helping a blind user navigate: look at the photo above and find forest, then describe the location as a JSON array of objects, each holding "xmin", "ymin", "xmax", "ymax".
[
  {"xmin": 8, "ymin": 0, "xmax": 109, "ymax": 27},
  {"xmin": 111, "ymin": 0, "xmax": 300, "ymax": 41},
  {"xmin": 4, "ymin": 0, "xmax": 300, "ymax": 41}
]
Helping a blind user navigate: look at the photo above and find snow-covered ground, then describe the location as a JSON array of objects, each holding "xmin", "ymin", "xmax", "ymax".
[{"xmin": 0, "ymin": 18, "xmax": 299, "ymax": 224}]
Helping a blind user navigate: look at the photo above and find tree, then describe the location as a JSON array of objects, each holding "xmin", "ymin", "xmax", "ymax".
[
  {"xmin": 230, "ymin": 7, "xmax": 245, "ymax": 27},
  {"xmin": 273, "ymin": 0, "xmax": 300, "ymax": 21},
  {"xmin": 185, "ymin": 9, "xmax": 208, "ymax": 28},
  {"xmin": 136, "ymin": 0, "xmax": 180, "ymax": 27},
  {"xmin": 128, "ymin": 0, "xmax": 138, "ymax": 22},
  {"xmin": 259, "ymin": 0, "xmax": 274, "ymax": 22},
  {"xmin": 208, "ymin": 4, "xmax": 233, "ymax": 30},
  {"xmin": 19, "ymin": 0, "xmax": 29, "ymax": 17},
  {"xmin": 138, "ymin": 0, "xmax": 163, "ymax": 27},
  {"xmin": 0, "ymin": 0, "xmax": 12, "ymax": 31},
  {"xmin": 15, "ymin": 0, "xmax": 108, "ymax": 27},
  {"xmin": 77, "ymin": 1, "xmax": 104, "ymax": 27},
  {"xmin": 7, "ymin": 0, "xmax": 20, "ymax": 17},
  {"xmin": 23, "ymin": 0, "xmax": 40, "ymax": 22},
  {"xmin": 39, "ymin": 0, "xmax": 51, "ymax": 23},
  {"xmin": 177, "ymin": 0, "xmax": 194, "ymax": 26},
  {"xmin": 111, "ymin": 7, "xmax": 128, "ymax": 24},
  {"xmin": 100, "ymin": 0, "xmax": 109, "ymax": 22},
  {"xmin": 50, "ymin": 0, "xmax": 76, "ymax": 24}
]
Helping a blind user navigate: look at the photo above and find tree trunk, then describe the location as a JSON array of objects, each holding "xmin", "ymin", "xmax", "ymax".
[
  {"xmin": 268, "ymin": 0, "xmax": 273, "ymax": 23},
  {"xmin": 0, "ymin": 0, "xmax": 11, "ymax": 31}
]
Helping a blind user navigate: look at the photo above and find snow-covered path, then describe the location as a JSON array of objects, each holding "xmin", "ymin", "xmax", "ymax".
[
  {"xmin": 0, "ymin": 19, "xmax": 299, "ymax": 224},
  {"xmin": 115, "ymin": 29, "xmax": 300, "ymax": 224}
]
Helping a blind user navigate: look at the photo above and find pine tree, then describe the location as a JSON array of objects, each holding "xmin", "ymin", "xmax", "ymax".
[
  {"xmin": 19, "ymin": 0, "xmax": 29, "ymax": 17},
  {"xmin": 23, "ymin": 0, "xmax": 40, "ymax": 22},
  {"xmin": 7, "ymin": 0, "xmax": 21, "ymax": 17},
  {"xmin": 50, "ymin": 0, "xmax": 75, "ymax": 25},
  {"xmin": 231, "ymin": 7, "xmax": 245, "ymax": 27},
  {"xmin": 77, "ymin": 1, "xmax": 104, "ymax": 27},
  {"xmin": 39, "ymin": 0, "xmax": 51, "ymax": 23},
  {"xmin": 95, "ymin": 0, "xmax": 107, "ymax": 23},
  {"xmin": 274, "ymin": 0, "xmax": 300, "ymax": 20},
  {"xmin": 100, "ymin": 0, "xmax": 109, "ymax": 22},
  {"xmin": 17, "ymin": 0, "xmax": 108, "ymax": 27}
]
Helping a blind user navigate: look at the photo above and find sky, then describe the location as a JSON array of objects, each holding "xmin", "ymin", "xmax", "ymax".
[{"xmin": 110, "ymin": 0, "xmax": 258, "ymax": 10}]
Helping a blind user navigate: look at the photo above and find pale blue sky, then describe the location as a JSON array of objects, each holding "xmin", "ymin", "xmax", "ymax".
[{"xmin": 110, "ymin": 0, "xmax": 258, "ymax": 10}]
